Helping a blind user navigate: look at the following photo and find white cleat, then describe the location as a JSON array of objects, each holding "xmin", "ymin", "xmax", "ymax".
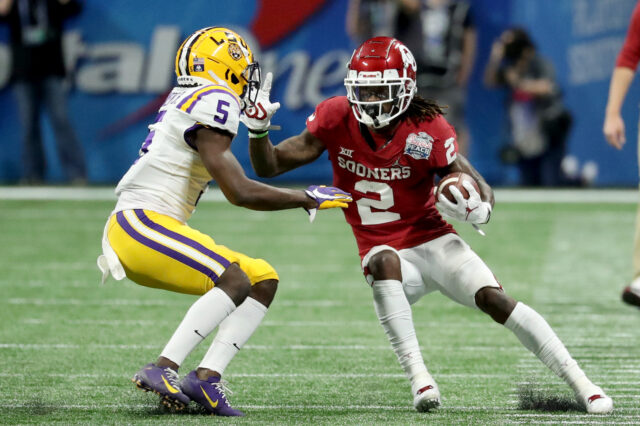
[
  {"xmin": 576, "ymin": 388, "xmax": 613, "ymax": 414},
  {"xmin": 413, "ymin": 384, "xmax": 441, "ymax": 412}
]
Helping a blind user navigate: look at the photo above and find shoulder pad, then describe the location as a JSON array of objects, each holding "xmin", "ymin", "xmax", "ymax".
[{"xmin": 175, "ymin": 84, "xmax": 241, "ymax": 135}]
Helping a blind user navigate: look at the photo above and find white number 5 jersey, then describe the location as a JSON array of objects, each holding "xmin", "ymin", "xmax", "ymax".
[{"xmin": 114, "ymin": 84, "xmax": 241, "ymax": 222}]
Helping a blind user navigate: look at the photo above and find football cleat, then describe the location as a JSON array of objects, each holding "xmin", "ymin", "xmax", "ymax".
[
  {"xmin": 621, "ymin": 286, "xmax": 640, "ymax": 308},
  {"xmin": 412, "ymin": 379, "xmax": 441, "ymax": 412},
  {"xmin": 576, "ymin": 387, "xmax": 613, "ymax": 414},
  {"xmin": 181, "ymin": 371, "xmax": 245, "ymax": 416},
  {"xmin": 132, "ymin": 363, "xmax": 190, "ymax": 409},
  {"xmin": 413, "ymin": 384, "xmax": 441, "ymax": 412}
]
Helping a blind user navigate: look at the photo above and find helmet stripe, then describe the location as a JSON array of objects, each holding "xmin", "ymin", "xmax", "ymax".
[{"xmin": 178, "ymin": 27, "xmax": 215, "ymax": 76}]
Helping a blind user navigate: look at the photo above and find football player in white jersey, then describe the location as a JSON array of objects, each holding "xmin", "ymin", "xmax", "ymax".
[{"xmin": 96, "ymin": 27, "xmax": 352, "ymax": 416}]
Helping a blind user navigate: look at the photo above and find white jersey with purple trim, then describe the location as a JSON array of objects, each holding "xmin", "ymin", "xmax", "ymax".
[{"xmin": 114, "ymin": 83, "xmax": 242, "ymax": 222}]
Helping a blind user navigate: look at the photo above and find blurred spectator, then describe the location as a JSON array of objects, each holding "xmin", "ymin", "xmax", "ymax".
[
  {"xmin": 346, "ymin": 0, "xmax": 399, "ymax": 46},
  {"xmin": 394, "ymin": 0, "xmax": 476, "ymax": 156},
  {"xmin": 0, "ymin": 0, "xmax": 86, "ymax": 185},
  {"xmin": 603, "ymin": 0, "xmax": 640, "ymax": 308},
  {"xmin": 484, "ymin": 28, "xmax": 573, "ymax": 187}
]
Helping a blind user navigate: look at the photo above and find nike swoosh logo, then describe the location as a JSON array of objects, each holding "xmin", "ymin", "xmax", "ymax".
[
  {"xmin": 194, "ymin": 329, "xmax": 205, "ymax": 339},
  {"xmin": 233, "ymin": 343, "xmax": 241, "ymax": 350},
  {"xmin": 200, "ymin": 385, "xmax": 219, "ymax": 408},
  {"xmin": 311, "ymin": 188, "xmax": 343, "ymax": 199},
  {"xmin": 161, "ymin": 376, "xmax": 180, "ymax": 394},
  {"xmin": 310, "ymin": 188, "xmax": 327, "ymax": 198}
]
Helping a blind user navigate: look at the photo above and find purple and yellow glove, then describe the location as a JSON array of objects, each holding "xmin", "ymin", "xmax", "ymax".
[{"xmin": 304, "ymin": 185, "xmax": 353, "ymax": 222}]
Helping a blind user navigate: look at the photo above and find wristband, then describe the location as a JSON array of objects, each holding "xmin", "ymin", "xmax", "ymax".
[{"xmin": 248, "ymin": 130, "xmax": 269, "ymax": 139}]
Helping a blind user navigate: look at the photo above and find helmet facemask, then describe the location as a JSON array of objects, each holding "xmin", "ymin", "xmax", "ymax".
[
  {"xmin": 345, "ymin": 69, "xmax": 415, "ymax": 129},
  {"xmin": 344, "ymin": 36, "xmax": 418, "ymax": 129},
  {"xmin": 240, "ymin": 62, "xmax": 261, "ymax": 109}
]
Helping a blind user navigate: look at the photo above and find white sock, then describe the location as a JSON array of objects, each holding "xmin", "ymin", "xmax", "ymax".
[
  {"xmin": 504, "ymin": 302, "xmax": 594, "ymax": 394},
  {"xmin": 372, "ymin": 280, "xmax": 430, "ymax": 388},
  {"xmin": 199, "ymin": 297, "xmax": 268, "ymax": 374},
  {"xmin": 160, "ymin": 287, "xmax": 236, "ymax": 366}
]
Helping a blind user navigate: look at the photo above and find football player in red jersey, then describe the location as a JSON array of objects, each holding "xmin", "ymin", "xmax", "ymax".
[
  {"xmin": 603, "ymin": 0, "xmax": 640, "ymax": 308},
  {"xmin": 243, "ymin": 37, "xmax": 613, "ymax": 414}
]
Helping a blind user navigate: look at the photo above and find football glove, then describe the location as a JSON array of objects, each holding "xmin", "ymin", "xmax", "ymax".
[
  {"xmin": 240, "ymin": 72, "xmax": 280, "ymax": 134},
  {"xmin": 436, "ymin": 180, "xmax": 491, "ymax": 225},
  {"xmin": 304, "ymin": 185, "xmax": 353, "ymax": 223}
]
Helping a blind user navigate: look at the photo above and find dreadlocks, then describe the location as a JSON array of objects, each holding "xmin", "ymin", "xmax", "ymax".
[{"xmin": 404, "ymin": 95, "xmax": 446, "ymax": 124}]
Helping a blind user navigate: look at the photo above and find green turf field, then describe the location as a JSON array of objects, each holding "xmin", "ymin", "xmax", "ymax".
[{"xmin": 1, "ymin": 191, "xmax": 639, "ymax": 424}]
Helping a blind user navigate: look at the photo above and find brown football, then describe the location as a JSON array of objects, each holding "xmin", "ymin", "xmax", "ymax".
[{"xmin": 436, "ymin": 172, "xmax": 479, "ymax": 202}]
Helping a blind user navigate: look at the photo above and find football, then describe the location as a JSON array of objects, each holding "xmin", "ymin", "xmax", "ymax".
[{"xmin": 436, "ymin": 172, "xmax": 479, "ymax": 202}]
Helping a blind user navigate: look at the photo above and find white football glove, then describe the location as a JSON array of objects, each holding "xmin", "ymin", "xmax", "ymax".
[
  {"xmin": 240, "ymin": 72, "xmax": 280, "ymax": 134},
  {"xmin": 436, "ymin": 181, "xmax": 492, "ymax": 224}
]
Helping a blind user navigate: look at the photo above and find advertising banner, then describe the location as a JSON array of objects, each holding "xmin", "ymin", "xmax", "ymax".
[{"xmin": 0, "ymin": 0, "xmax": 637, "ymax": 186}]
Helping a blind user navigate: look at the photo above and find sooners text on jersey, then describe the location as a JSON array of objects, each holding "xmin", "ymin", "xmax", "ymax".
[{"xmin": 307, "ymin": 96, "xmax": 457, "ymax": 257}]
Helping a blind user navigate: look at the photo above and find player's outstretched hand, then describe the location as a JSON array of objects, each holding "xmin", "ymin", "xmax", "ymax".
[
  {"xmin": 240, "ymin": 72, "xmax": 281, "ymax": 134},
  {"xmin": 436, "ymin": 181, "xmax": 491, "ymax": 224},
  {"xmin": 603, "ymin": 113, "xmax": 626, "ymax": 150},
  {"xmin": 304, "ymin": 185, "xmax": 353, "ymax": 223}
]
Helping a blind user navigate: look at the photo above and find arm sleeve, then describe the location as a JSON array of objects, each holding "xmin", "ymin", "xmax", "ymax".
[{"xmin": 616, "ymin": 2, "xmax": 640, "ymax": 70}]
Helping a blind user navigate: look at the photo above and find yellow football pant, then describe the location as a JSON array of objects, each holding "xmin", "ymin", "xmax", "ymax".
[{"xmin": 107, "ymin": 209, "xmax": 278, "ymax": 295}]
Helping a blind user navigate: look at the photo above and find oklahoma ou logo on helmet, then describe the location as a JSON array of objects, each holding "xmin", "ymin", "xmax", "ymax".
[{"xmin": 396, "ymin": 44, "xmax": 416, "ymax": 73}]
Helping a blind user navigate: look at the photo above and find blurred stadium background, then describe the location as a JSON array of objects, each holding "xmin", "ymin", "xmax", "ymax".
[{"xmin": 0, "ymin": 0, "xmax": 638, "ymax": 186}]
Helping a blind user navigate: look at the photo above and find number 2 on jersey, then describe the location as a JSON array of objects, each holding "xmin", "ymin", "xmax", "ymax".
[
  {"xmin": 355, "ymin": 180, "xmax": 401, "ymax": 225},
  {"xmin": 444, "ymin": 137, "xmax": 456, "ymax": 164}
]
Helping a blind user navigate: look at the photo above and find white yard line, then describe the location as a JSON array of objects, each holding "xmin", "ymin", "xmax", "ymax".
[
  {"xmin": 0, "ymin": 186, "xmax": 637, "ymax": 203},
  {"xmin": 15, "ymin": 317, "xmax": 493, "ymax": 328},
  {"xmin": 0, "ymin": 401, "xmax": 488, "ymax": 411},
  {"xmin": 5, "ymin": 297, "xmax": 357, "ymax": 307},
  {"xmin": 0, "ymin": 343, "xmax": 523, "ymax": 352},
  {"xmin": 0, "ymin": 372, "xmax": 505, "ymax": 379},
  {"xmin": 0, "ymin": 400, "xmax": 637, "ymax": 418},
  {"xmin": 0, "ymin": 372, "xmax": 637, "ymax": 386}
]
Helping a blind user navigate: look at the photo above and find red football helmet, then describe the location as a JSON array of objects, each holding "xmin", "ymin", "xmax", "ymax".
[{"xmin": 344, "ymin": 37, "xmax": 417, "ymax": 129}]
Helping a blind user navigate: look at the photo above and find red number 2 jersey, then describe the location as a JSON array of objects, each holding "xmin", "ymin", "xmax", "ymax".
[{"xmin": 307, "ymin": 96, "xmax": 457, "ymax": 258}]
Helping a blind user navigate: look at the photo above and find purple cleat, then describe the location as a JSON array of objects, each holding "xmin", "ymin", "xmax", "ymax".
[
  {"xmin": 132, "ymin": 363, "xmax": 190, "ymax": 410},
  {"xmin": 181, "ymin": 370, "xmax": 245, "ymax": 416}
]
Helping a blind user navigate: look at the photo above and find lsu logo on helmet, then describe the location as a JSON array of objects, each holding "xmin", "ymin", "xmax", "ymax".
[
  {"xmin": 175, "ymin": 27, "xmax": 261, "ymax": 108},
  {"xmin": 227, "ymin": 43, "xmax": 243, "ymax": 61}
]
